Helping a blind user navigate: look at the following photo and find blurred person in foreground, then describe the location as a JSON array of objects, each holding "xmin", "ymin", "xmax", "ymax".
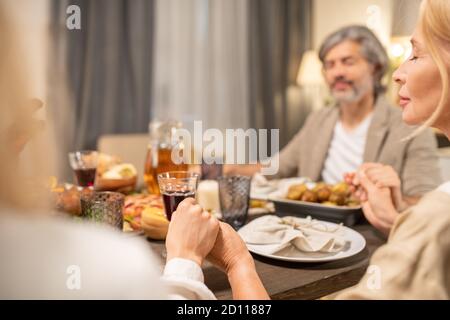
[
  {"xmin": 0, "ymin": 6, "xmax": 267, "ymax": 300},
  {"xmin": 180, "ymin": 0, "xmax": 450, "ymax": 299},
  {"xmin": 225, "ymin": 25, "xmax": 442, "ymax": 232}
]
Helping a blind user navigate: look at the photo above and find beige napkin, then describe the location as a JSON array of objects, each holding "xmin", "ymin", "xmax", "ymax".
[{"xmin": 239, "ymin": 215, "xmax": 347, "ymax": 254}]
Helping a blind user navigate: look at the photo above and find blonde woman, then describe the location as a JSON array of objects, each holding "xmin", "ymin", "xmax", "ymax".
[
  {"xmin": 0, "ymin": 7, "xmax": 221, "ymax": 299},
  {"xmin": 186, "ymin": 0, "xmax": 450, "ymax": 299},
  {"xmin": 336, "ymin": 0, "xmax": 450, "ymax": 298}
]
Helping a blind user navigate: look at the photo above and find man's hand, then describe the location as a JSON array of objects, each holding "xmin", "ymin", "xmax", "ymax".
[{"xmin": 346, "ymin": 163, "xmax": 406, "ymax": 211}]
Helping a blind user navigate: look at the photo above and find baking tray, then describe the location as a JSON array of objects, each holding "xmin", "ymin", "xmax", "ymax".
[{"xmin": 269, "ymin": 196, "xmax": 363, "ymax": 226}]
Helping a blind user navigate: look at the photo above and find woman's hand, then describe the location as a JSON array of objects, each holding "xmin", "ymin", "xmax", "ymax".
[
  {"xmin": 207, "ymin": 222, "xmax": 254, "ymax": 274},
  {"xmin": 207, "ymin": 222, "xmax": 270, "ymax": 300},
  {"xmin": 165, "ymin": 198, "xmax": 220, "ymax": 267},
  {"xmin": 354, "ymin": 168, "xmax": 399, "ymax": 236},
  {"xmin": 360, "ymin": 163, "xmax": 406, "ymax": 211},
  {"xmin": 346, "ymin": 163, "xmax": 406, "ymax": 211}
]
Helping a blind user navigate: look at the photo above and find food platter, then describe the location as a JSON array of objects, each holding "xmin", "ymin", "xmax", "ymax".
[
  {"xmin": 268, "ymin": 196, "xmax": 362, "ymax": 226},
  {"xmin": 252, "ymin": 177, "xmax": 363, "ymax": 226}
]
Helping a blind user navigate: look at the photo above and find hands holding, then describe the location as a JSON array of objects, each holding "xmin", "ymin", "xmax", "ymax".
[
  {"xmin": 207, "ymin": 221, "xmax": 254, "ymax": 274},
  {"xmin": 166, "ymin": 198, "xmax": 269, "ymax": 299},
  {"xmin": 166, "ymin": 197, "xmax": 253, "ymax": 271},
  {"xmin": 207, "ymin": 221, "xmax": 269, "ymax": 299},
  {"xmin": 345, "ymin": 163, "xmax": 401, "ymax": 236},
  {"xmin": 165, "ymin": 198, "xmax": 220, "ymax": 266}
]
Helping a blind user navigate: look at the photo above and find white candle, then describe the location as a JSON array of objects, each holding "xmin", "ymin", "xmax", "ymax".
[{"xmin": 197, "ymin": 180, "xmax": 220, "ymax": 214}]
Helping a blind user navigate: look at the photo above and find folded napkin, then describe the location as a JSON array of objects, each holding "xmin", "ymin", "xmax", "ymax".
[
  {"xmin": 239, "ymin": 215, "xmax": 347, "ymax": 254},
  {"xmin": 252, "ymin": 173, "xmax": 270, "ymax": 187},
  {"xmin": 251, "ymin": 174, "xmax": 311, "ymax": 200},
  {"xmin": 250, "ymin": 174, "xmax": 277, "ymax": 200}
]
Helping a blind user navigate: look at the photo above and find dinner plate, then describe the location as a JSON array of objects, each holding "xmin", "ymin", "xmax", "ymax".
[{"xmin": 238, "ymin": 220, "xmax": 366, "ymax": 263}]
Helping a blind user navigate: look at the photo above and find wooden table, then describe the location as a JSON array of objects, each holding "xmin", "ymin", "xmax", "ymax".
[{"xmin": 147, "ymin": 220, "xmax": 385, "ymax": 300}]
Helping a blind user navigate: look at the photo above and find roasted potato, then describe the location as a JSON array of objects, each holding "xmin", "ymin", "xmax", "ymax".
[
  {"xmin": 287, "ymin": 184, "xmax": 308, "ymax": 200},
  {"xmin": 301, "ymin": 190, "xmax": 318, "ymax": 203},
  {"xmin": 316, "ymin": 186, "xmax": 332, "ymax": 202},
  {"xmin": 329, "ymin": 193, "xmax": 346, "ymax": 206},
  {"xmin": 284, "ymin": 181, "xmax": 359, "ymax": 207},
  {"xmin": 312, "ymin": 182, "xmax": 327, "ymax": 192},
  {"xmin": 345, "ymin": 194, "xmax": 361, "ymax": 206},
  {"xmin": 331, "ymin": 182, "xmax": 350, "ymax": 196}
]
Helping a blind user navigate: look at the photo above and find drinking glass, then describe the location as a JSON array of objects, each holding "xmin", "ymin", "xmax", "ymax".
[
  {"xmin": 218, "ymin": 175, "xmax": 251, "ymax": 230},
  {"xmin": 157, "ymin": 171, "xmax": 199, "ymax": 221},
  {"xmin": 80, "ymin": 191, "xmax": 124, "ymax": 230},
  {"xmin": 68, "ymin": 150, "xmax": 98, "ymax": 188}
]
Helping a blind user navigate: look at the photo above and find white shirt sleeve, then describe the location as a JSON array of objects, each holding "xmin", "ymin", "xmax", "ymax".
[
  {"xmin": 0, "ymin": 215, "xmax": 218, "ymax": 300},
  {"xmin": 437, "ymin": 181, "xmax": 450, "ymax": 195},
  {"xmin": 162, "ymin": 258, "xmax": 217, "ymax": 300}
]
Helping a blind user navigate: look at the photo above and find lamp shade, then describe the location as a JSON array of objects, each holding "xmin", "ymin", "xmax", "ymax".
[{"xmin": 296, "ymin": 50, "xmax": 324, "ymax": 87}]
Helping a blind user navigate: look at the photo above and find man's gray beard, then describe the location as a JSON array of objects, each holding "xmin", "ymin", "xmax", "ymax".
[
  {"xmin": 332, "ymin": 87, "xmax": 365, "ymax": 104},
  {"xmin": 331, "ymin": 81, "xmax": 373, "ymax": 105}
]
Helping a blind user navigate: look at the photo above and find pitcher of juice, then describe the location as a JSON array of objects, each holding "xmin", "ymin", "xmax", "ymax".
[{"xmin": 144, "ymin": 120, "xmax": 189, "ymax": 194}]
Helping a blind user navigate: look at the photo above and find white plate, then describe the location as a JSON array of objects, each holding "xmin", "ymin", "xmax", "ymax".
[{"xmin": 238, "ymin": 220, "xmax": 366, "ymax": 263}]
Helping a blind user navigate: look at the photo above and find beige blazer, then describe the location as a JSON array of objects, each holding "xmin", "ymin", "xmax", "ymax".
[
  {"xmin": 336, "ymin": 189, "xmax": 450, "ymax": 299},
  {"xmin": 272, "ymin": 97, "xmax": 442, "ymax": 196}
]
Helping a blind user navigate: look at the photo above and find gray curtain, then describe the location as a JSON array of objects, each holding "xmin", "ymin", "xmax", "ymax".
[
  {"xmin": 248, "ymin": 0, "xmax": 312, "ymax": 149},
  {"xmin": 48, "ymin": 0, "xmax": 154, "ymax": 151}
]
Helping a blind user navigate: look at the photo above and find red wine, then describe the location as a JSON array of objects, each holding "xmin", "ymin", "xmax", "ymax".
[
  {"xmin": 162, "ymin": 191, "xmax": 195, "ymax": 221},
  {"xmin": 74, "ymin": 168, "xmax": 97, "ymax": 187}
]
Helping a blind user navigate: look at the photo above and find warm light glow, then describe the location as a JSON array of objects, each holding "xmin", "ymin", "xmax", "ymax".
[
  {"xmin": 389, "ymin": 37, "xmax": 412, "ymax": 63},
  {"xmin": 296, "ymin": 50, "xmax": 324, "ymax": 87},
  {"xmin": 390, "ymin": 43, "xmax": 405, "ymax": 58}
]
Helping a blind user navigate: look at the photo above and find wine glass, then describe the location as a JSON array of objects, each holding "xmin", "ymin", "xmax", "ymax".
[
  {"xmin": 157, "ymin": 171, "xmax": 199, "ymax": 259},
  {"xmin": 68, "ymin": 150, "xmax": 98, "ymax": 189},
  {"xmin": 157, "ymin": 171, "xmax": 199, "ymax": 221}
]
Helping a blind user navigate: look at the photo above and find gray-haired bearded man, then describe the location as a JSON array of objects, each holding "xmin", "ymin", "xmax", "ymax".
[{"xmin": 225, "ymin": 25, "xmax": 441, "ymax": 209}]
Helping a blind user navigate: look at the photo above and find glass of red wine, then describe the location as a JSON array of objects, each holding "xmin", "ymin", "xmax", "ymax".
[
  {"xmin": 157, "ymin": 171, "xmax": 199, "ymax": 221},
  {"xmin": 68, "ymin": 150, "xmax": 98, "ymax": 189}
]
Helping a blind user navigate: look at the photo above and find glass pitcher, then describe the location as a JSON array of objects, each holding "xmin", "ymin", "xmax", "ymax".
[{"xmin": 144, "ymin": 120, "xmax": 189, "ymax": 194}]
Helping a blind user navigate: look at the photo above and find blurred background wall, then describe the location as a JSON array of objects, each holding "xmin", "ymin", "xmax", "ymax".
[
  {"xmin": 313, "ymin": 0, "xmax": 393, "ymax": 48},
  {"xmin": 7, "ymin": 0, "xmax": 447, "ymax": 179},
  {"xmin": 152, "ymin": 0, "xmax": 249, "ymax": 132},
  {"xmin": 2, "ymin": 0, "xmax": 49, "ymax": 104}
]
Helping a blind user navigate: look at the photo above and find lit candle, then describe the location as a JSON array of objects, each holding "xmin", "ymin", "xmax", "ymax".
[{"xmin": 197, "ymin": 180, "xmax": 220, "ymax": 215}]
